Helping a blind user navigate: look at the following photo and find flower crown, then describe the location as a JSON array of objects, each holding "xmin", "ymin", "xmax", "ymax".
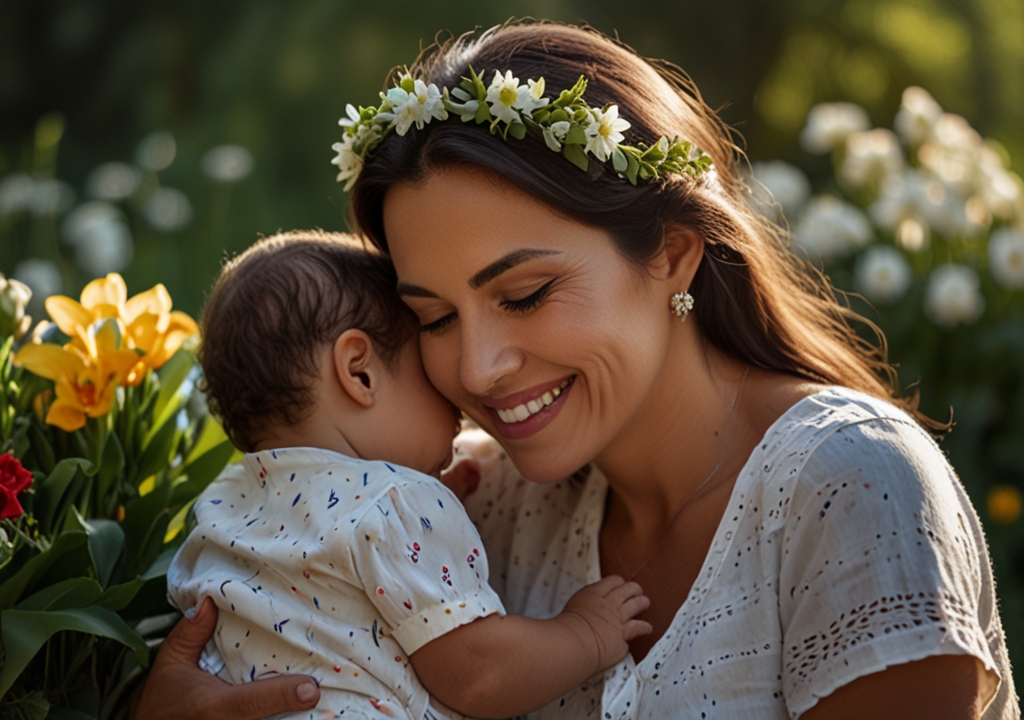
[{"xmin": 332, "ymin": 67, "xmax": 713, "ymax": 191}]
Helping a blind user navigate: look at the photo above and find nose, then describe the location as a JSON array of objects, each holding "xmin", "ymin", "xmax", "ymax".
[{"xmin": 458, "ymin": 311, "xmax": 525, "ymax": 397}]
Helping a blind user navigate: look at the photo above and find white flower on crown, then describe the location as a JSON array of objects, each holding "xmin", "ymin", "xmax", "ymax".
[
  {"xmin": 339, "ymin": 104, "xmax": 361, "ymax": 130},
  {"xmin": 584, "ymin": 105, "xmax": 631, "ymax": 162},
  {"xmin": 331, "ymin": 123, "xmax": 381, "ymax": 190},
  {"xmin": 924, "ymin": 264, "xmax": 984, "ymax": 328},
  {"xmin": 448, "ymin": 87, "xmax": 480, "ymax": 122},
  {"xmin": 377, "ymin": 76, "xmax": 447, "ymax": 136},
  {"xmin": 485, "ymin": 71, "xmax": 549, "ymax": 125},
  {"xmin": 543, "ymin": 121, "xmax": 572, "ymax": 151},
  {"xmin": 989, "ymin": 228, "xmax": 1024, "ymax": 290},
  {"xmin": 854, "ymin": 245, "xmax": 912, "ymax": 304}
]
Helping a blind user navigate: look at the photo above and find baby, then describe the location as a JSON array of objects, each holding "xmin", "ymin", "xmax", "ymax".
[{"xmin": 167, "ymin": 230, "xmax": 651, "ymax": 720}]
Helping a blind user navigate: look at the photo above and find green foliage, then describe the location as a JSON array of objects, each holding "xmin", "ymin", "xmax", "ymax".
[{"xmin": 0, "ymin": 337, "xmax": 233, "ymax": 717}]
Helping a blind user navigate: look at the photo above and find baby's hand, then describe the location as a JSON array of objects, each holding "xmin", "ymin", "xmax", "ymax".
[{"xmin": 558, "ymin": 575, "xmax": 652, "ymax": 673}]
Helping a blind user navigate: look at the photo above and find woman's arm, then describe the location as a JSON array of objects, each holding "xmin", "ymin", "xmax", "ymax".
[
  {"xmin": 129, "ymin": 597, "xmax": 320, "ymax": 720},
  {"xmin": 801, "ymin": 655, "xmax": 997, "ymax": 720},
  {"xmin": 409, "ymin": 575, "xmax": 651, "ymax": 719}
]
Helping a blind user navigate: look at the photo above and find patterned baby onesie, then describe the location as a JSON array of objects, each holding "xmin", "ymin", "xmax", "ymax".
[{"xmin": 167, "ymin": 447, "xmax": 505, "ymax": 720}]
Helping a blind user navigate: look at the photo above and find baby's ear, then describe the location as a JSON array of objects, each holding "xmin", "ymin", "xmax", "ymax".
[{"xmin": 332, "ymin": 329, "xmax": 382, "ymax": 408}]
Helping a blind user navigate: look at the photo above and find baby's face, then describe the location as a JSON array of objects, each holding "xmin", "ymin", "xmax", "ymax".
[{"xmin": 376, "ymin": 338, "xmax": 461, "ymax": 478}]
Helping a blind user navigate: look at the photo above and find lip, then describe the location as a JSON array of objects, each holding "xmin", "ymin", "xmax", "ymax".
[{"xmin": 485, "ymin": 375, "xmax": 575, "ymax": 440}]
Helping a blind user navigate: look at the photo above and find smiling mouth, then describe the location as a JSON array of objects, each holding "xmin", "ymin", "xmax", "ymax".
[{"xmin": 493, "ymin": 377, "xmax": 573, "ymax": 424}]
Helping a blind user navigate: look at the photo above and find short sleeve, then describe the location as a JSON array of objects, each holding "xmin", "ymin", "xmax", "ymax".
[
  {"xmin": 350, "ymin": 477, "xmax": 506, "ymax": 655},
  {"xmin": 779, "ymin": 418, "xmax": 1002, "ymax": 718}
]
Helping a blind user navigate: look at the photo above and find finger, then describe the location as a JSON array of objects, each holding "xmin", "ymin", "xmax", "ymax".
[
  {"xmin": 208, "ymin": 675, "xmax": 321, "ymax": 720},
  {"xmin": 619, "ymin": 594, "xmax": 651, "ymax": 620},
  {"xmin": 622, "ymin": 619, "xmax": 654, "ymax": 641},
  {"xmin": 593, "ymin": 575, "xmax": 626, "ymax": 595},
  {"xmin": 440, "ymin": 458, "xmax": 481, "ymax": 501},
  {"xmin": 160, "ymin": 596, "xmax": 218, "ymax": 665},
  {"xmin": 607, "ymin": 580, "xmax": 645, "ymax": 604}
]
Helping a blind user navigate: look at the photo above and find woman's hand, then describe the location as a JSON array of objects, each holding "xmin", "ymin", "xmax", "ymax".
[{"xmin": 129, "ymin": 597, "xmax": 321, "ymax": 720}]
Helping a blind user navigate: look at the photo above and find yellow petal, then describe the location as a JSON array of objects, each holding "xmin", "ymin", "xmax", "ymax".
[
  {"xmin": 168, "ymin": 310, "xmax": 199, "ymax": 337},
  {"xmin": 45, "ymin": 296, "xmax": 94, "ymax": 339},
  {"xmin": 124, "ymin": 284, "xmax": 172, "ymax": 323},
  {"xmin": 81, "ymin": 274, "xmax": 127, "ymax": 310},
  {"xmin": 127, "ymin": 313, "xmax": 162, "ymax": 353},
  {"xmin": 14, "ymin": 343, "xmax": 83, "ymax": 382},
  {"xmin": 89, "ymin": 379, "xmax": 120, "ymax": 418},
  {"xmin": 46, "ymin": 399, "xmax": 87, "ymax": 432},
  {"xmin": 91, "ymin": 318, "xmax": 123, "ymax": 356},
  {"xmin": 124, "ymin": 360, "xmax": 148, "ymax": 386}
]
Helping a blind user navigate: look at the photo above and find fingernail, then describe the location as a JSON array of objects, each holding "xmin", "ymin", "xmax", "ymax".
[
  {"xmin": 296, "ymin": 682, "xmax": 318, "ymax": 704},
  {"xmin": 184, "ymin": 606, "xmax": 197, "ymax": 621}
]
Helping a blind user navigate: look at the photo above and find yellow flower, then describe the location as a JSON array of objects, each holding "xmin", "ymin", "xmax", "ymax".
[
  {"xmin": 14, "ymin": 320, "xmax": 141, "ymax": 432},
  {"xmin": 44, "ymin": 274, "xmax": 199, "ymax": 385},
  {"xmin": 987, "ymin": 485, "xmax": 1022, "ymax": 525}
]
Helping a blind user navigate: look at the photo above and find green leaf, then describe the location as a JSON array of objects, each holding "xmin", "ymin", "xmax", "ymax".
[
  {"xmin": 121, "ymin": 481, "xmax": 172, "ymax": 578},
  {"xmin": 95, "ymin": 433, "xmax": 125, "ymax": 514},
  {"xmin": 561, "ymin": 144, "xmax": 590, "ymax": 172},
  {"xmin": 564, "ymin": 125, "xmax": 587, "ymax": 145},
  {"xmin": 508, "ymin": 122, "xmax": 526, "ymax": 140},
  {"xmin": 135, "ymin": 416, "xmax": 178, "ymax": 486},
  {"xmin": 474, "ymin": 101, "xmax": 491, "ymax": 125},
  {"xmin": 152, "ymin": 349, "xmax": 193, "ymax": 423},
  {"xmin": 0, "ymin": 690, "xmax": 49, "ymax": 720},
  {"xmin": 34, "ymin": 459, "xmax": 95, "ymax": 535},
  {"xmin": 170, "ymin": 440, "xmax": 235, "ymax": 507},
  {"xmin": 0, "ymin": 531, "xmax": 88, "ymax": 610},
  {"xmin": 15, "ymin": 578, "xmax": 102, "ymax": 612},
  {"xmin": 612, "ymin": 146, "xmax": 628, "ymax": 173},
  {"xmin": 0, "ymin": 607, "xmax": 149, "ymax": 697},
  {"xmin": 67, "ymin": 510, "xmax": 124, "ymax": 589},
  {"xmin": 93, "ymin": 577, "xmax": 145, "ymax": 612},
  {"xmin": 46, "ymin": 708, "xmax": 95, "ymax": 720},
  {"xmin": 626, "ymin": 153, "xmax": 640, "ymax": 185}
]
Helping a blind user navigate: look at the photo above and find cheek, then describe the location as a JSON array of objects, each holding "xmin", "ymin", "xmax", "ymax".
[{"xmin": 420, "ymin": 335, "xmax": 465, "ymax": 407}]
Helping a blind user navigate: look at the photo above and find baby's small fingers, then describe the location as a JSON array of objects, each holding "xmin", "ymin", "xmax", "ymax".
[
  {"xmin": 619, "ymin": 594, "xmax": 651, "ymax": 621},
  {"xmin": 607, "ymin": 580, "xmax": 645, "ymax": 604},
  {"xmin": 623, "ymin": 619, "xmax": 654, "ymax": 641},
  {"xmin": 592, "ymin": 575, "xmax": 626, "ymax": 595}
]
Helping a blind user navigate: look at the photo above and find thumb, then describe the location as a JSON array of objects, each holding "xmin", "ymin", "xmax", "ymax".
[
  {"xmin": 161, "ymin": 596, "xmax": 218, "ymax": 665},
  {"xmin": 209, "ymin": 675, "xmax": 321, "ymax": 720},
  {"xmin": 441, "ymin": 457, "xmax": 481, "ymax": 501}
]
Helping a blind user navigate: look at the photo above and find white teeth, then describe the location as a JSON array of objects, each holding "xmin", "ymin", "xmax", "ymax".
[{"xmin": 494, "ymin": 379, "xmax": 573, "ymax": 424}]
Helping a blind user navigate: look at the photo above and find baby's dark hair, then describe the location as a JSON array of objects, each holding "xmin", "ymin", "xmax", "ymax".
[{"xmin": 199, "ymin": 230, "xmax": 418, "ymax": 451}]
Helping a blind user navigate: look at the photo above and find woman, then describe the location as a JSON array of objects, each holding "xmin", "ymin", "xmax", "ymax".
[{"xmin": 135, "ymin": 22, "xmax": 1016, "ymax": 719}]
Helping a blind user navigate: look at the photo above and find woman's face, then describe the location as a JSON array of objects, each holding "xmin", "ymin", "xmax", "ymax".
[{"xmin": 384, "ymin": 167, "xmax": 677, "ymax": 482}]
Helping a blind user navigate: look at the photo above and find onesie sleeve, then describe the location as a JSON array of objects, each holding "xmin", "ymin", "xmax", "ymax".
[
  {"xmin": 350, "ymin": 475, "xmax": 506, "ymax": 656},
  {"xmin": 778, "ymin": 417, "xmax": 1002, "ymax": 718}
]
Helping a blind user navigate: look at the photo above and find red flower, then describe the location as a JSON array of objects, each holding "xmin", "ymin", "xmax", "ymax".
[{"xmin": 0, "ymin": 453, "xmax": 33, "ymax": 520}]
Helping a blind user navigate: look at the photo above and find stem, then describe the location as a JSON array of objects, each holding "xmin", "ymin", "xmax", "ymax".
[{"xmin": 5, "ymin": 518, "xmax": 41, "ymax": 550}]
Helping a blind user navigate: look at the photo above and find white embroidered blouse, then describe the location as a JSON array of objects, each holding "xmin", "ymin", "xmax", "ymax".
[
  {"xmin": 458, "ymin": 387, "xmax": 1018, "ymax": 719},
  {"xmin": 167, "ymin": 448, "xmax": 504, "ymax": 720}
]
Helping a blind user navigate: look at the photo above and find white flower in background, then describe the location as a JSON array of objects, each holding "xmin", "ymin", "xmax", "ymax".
[
  {"xmin": 0, "ymin": 173, "xmax": 35, "ymax": 215},
  {"xmin": 201, "ymin": 145, "xmax": 254, "ymax": 182},
  {"xmin": 85, "ymin": 162, "xmax": 141, "ymax": 200},
  {"xmin": 14, "ymin": 258, "xmax": 62, "ymax": 319},
  {"xmin": 854, "ymin": 246, "xmax": 912, "ymax": 304},
  {"xmin": 136, "ymin": 131, "xmax": 177, "ymax": 171},
  {"xmin": 793, "ymin": 195, "xmax": 873, "ymax": 261},
  {"xmin": 377, "ymin": 78, "xmax": 447, "ymax": 135},
  {"xmin": 975, "ymin": 146, "xmax": 1022, "ymax": 221},
  {"xmin": 840, "ymin": 129, "xmax": 904, "ymax": 189},
  {"xmin": 29, "ymin": 179, "xmax": 75, "ymax": 216},
  {"xmin": 918, "ymin": 114, "xmax": 981, "ymax": 193},
  {"xmin": 584, "ymin": 105, "xmax": 631, "ymax": 162},
  {"xmin": 750, "ymin": 161, "xmax": 811, "ymax": 222},
  {"xmin": 62, "ymin": 201, "xmax": 133, "ymax": 275},
  {"xmin": 870, "ymin": 170, "xmax": 966, "ymax": 245},
  {"xmin": 924, "ymin": 264, "xmax": 984, "ymax": 328},
  {"xmin": 542, "ymin": 121, "xmax": 571, "ymax": 151},
  {"xmin": 989, "ymin": 228, "xmax": 1024, "ymax": 289},
  {"xmin": 799, "ymin": 102, "xmax": 870, "ymax": 154},
  {"xmin": 894, "ymin": 87, "xmax": 943, "ymax": 146},
  {"xmin": 142, "ymin": 187, "xmax": 193, "ymax": 232}
]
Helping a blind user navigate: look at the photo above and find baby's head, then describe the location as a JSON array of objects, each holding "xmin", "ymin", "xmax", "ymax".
[{"xmin": 200, "ymin": 230, "xmax": 459, "ymax": 476}]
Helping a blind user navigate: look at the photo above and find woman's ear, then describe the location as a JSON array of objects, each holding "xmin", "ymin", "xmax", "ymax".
[
  {"xmin": 332, "ymin": 329, "xmax": 380, "ymax": 408},
  {"xmin": 657, "ymin": 224, "xmax": 705, "ymax": 288}
]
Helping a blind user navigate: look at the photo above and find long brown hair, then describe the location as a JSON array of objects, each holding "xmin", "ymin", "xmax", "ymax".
[{"xmin": 350, "ymin": 21, "xmax": 941, "ymax": 430}]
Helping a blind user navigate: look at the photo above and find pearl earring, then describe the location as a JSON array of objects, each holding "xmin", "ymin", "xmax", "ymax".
[{"xmin": 670, "ymin": 291, "xmax": 694, "ymax": 321}]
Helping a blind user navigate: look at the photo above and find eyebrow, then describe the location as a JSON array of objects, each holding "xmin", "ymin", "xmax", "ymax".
[{"xmin": 468, "ymin": 249, "xmax": 561, "ymax": 289}]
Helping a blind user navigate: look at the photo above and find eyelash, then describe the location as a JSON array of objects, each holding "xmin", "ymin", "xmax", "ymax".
[{"xmin": 419, "ymin": 277, "xmax": 559, "ymax": 335}]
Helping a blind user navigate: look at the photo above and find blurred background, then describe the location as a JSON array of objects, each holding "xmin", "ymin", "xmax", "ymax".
[{"xmin": 2, "ymin": 0, "xmax": 1023, "ymax": 691}]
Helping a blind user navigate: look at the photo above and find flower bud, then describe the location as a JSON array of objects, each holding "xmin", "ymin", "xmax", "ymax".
[{"xmin": 0, "ymin": 275, "xmax": 32, "ymax": 339}]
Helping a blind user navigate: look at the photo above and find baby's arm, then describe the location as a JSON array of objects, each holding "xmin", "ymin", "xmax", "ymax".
[{"xmin": 410, "ymin": 575, "xmax": 651, "ymax": 718}]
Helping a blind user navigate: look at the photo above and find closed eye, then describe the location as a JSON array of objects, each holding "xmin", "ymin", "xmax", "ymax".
[
  {"xmin": 500, "ymin": 277, "xmax": 558, "ymax": 313},
  {"xmin": 419, "ymin": 311, "xmax": 457, "ymax": 334}
]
